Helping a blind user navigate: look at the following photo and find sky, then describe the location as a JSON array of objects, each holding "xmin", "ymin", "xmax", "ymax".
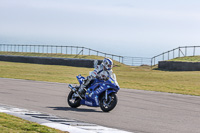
[{"xmin": 0, "ymin": 0, "xmax": 200, "ymax": 57}]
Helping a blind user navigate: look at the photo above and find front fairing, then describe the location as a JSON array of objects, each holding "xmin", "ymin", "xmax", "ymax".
[
  {"xmin": 76, "ymin": 75, "xmax": 85, "ymax": 85},
  {"xmin": 88, "ymin": 76, "xmax": 120, "ymax": 96}
]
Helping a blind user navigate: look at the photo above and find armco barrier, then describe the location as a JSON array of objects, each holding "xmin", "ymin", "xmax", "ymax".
[
  {"xmin": 158, "ymin": 61, "xmax": 200, "ymax": 71},
  {"xmin": 0, "ymin": 55, "xmax": 102, "ymax": 68}
]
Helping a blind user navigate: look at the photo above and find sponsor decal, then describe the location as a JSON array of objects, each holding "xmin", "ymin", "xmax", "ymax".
[
  {"xmin": 95, "ymin": 96, "xmax": 99, "ymax": 105},
  {"xmin": 85, "ymin": 101, "xmax": 93, "ymax": 106},
  {"xmin": 96, "ymin": 86, "xmax": 104, "ymax": 94}
]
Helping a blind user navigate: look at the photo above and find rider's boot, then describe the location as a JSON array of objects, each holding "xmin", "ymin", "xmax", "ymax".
[{"xmin": 78, "ymin": 84, "xmax": 86, "ymax": 97}]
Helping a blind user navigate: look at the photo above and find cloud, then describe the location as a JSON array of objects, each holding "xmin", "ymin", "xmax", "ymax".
[
  {"xmin": 1, "ymin": 0, "xmax": 200, "ymax": 57},
  {"xmin": 1, "ymin": 0, "xmax": 200, "ymax": 21}
]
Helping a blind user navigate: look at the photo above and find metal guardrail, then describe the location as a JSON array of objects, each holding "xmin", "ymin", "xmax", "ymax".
[
  {"xmin": 2, "ymin": 44, "xmax": 199, "ymax": 67},
  {"xmin": 0, "ymin": 44, "xmax": 123, "ymax": 62},
  {"xmin": 0, "ymin": 44, "xmax": 151, "ymax": 66},
  {"xmin": 151, "ymin": 46, "xmax": 200, "ymax": 66}
]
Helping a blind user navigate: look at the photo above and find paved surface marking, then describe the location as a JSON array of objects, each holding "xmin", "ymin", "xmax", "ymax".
[
  {"xmin": 0, "ymin": 104, "xmax": 130, "ymax": 133},
  {"xmin": 0, "ymin": 78, "xmax": 200, "ymax": 133}
]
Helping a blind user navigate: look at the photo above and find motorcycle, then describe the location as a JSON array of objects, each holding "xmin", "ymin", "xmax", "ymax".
[{"xmin": 67, "ymin": 73, "xmax": 120, "ymax": 112}]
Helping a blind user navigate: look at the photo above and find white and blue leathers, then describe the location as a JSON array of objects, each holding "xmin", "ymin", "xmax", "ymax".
[{"xmin": 78, "ymin": 64, "xmax": 113, "ymax": 94}]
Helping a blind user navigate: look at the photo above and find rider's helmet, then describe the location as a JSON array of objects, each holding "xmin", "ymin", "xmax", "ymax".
[{"xmin": 102, "ymin": 58, "xmax": 113, "ymax": 70}]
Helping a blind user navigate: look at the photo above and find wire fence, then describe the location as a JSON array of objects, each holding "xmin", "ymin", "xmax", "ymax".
[
  {"xmin": 123, "ymin": 56, "xmax": 151, "ymax": 66},
  {"xmin": 0, "ymin": 44, "xmax": 151, "ymax": 66},
  {"xmin": 151, "ymin": 46, "xmax": 200, "ymax": 66}
]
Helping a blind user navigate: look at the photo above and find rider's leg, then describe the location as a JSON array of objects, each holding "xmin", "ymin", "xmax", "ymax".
[{"xmin": 78, "ymin": 76, "xmax": 93, "ymax": 94}]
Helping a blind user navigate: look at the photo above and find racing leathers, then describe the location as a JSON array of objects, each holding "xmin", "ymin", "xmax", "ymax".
[{"xmin": 78, "ymin": 64, "xmax": 113, "ymax": 95}]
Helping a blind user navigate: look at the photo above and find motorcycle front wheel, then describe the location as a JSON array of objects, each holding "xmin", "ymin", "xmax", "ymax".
[
  {"xmin": 67, "ymin": 91, "xmax": 81, "ymax": 108},
  {"xmin": 100, "ymin": 93, "xmax": 117, "ymax": 112}
]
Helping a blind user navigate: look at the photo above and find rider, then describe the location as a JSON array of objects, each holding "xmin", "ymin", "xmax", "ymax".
[{"xmin": 78, "ymin": 58, "xmax": 114, "ymax": 95}]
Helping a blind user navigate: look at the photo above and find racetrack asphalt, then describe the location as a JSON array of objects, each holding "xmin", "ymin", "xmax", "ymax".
[{"xmin": 0, "ymin": 78, "xmax": 200, "ymax": 133}]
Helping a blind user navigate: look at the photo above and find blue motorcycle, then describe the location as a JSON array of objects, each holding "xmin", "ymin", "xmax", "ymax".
[{"xmin": 68, "ymin": 74, "xmax": 120, "ymax": 112}]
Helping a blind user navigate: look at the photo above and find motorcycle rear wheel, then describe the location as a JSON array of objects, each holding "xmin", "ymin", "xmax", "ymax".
[
  {"xmin": 100, "ymin": 93, "xmax": 117, "ymax": 112},
  {"xmin": 68, "ymin": 91, "xmax": 81, "ymax": 108}
]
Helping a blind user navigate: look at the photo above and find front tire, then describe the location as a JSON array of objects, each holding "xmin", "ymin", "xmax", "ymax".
[
  {"xmin": 67, "ymin": 91, "xmax": 81, "ymax": 108},
  {"xmin": 100, "ymin": 93, "xmax": 117, "ymax": 112}
]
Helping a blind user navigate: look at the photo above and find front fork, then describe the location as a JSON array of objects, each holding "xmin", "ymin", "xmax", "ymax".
[{"xmin": 105, "ymin": 90, "xmax": 108, "ymax": 101}]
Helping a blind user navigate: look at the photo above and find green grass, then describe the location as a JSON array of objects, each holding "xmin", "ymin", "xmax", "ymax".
[
  {"xmin": 1, "ymin": 60, "xmax": 200, "ymax": 96},
  {"xmin": 0, "ymin": 51, "xmax": 105, "ymax": 60},
  {"xmin": 170, "ymin": 56, "xmax": 200, "ymax": 62},
  {"xmin": 0, "ymin": 113, "xmax": 66, "ymax": 133}
]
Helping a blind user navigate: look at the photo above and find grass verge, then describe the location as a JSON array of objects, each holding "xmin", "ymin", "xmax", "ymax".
[
  {"xmin": 169, "ymin": 56, "xmax": 200, "ymax": 62},
  {"xmin": 1, "ymin": 61, "xmax": 200, "ymax": 96},
  {"xmin": 0, "ymin": 51, "xmax": 105, "ymax": 60},
  {"xmin": 0, "ymin": 113, "xmax": 66, "ymax": 133}
]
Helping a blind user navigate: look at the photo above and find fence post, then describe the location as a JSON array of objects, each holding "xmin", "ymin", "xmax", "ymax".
[
  {"xmin": 178, "ymin": 47, "xmax": 180, "ymax": 57},
  {"xmin": 193, "ymin": 46, "xmax": 196, "ymax": 56},
  {"xmin": 89, "ymin": 49, "xmax": 90, "ymax": 56},
  {"xmin": 185, "ymin": 46, "xmax": 187, "ymax": 56},
  {"xmin": 168, "ymin": 51, "xmax": 169, "ymax": 60},
  {"xmin": 82, "ymin": 47, "xmax": 84, "ymax": 55},
  {"xmin": 71, "ymin": 47, "xmax": 72, "ymax": 54},
  {"xmin": 162, "ymin": 53, "xmax": 164, "ymax": 61},
  {"xmin": 8, "ymin": 44, "xmax": 9, "ymax": 52}
]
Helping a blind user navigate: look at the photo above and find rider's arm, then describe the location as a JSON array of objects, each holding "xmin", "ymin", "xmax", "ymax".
[{"xmin": 90, "ymin": 65, "xmax": 101, "ymax": 79}]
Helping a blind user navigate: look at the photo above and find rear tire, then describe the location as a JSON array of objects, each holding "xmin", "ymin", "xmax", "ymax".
[
  {"xmin": 100, "ymin": 93, "xmax": 117, "ymax": 112},
  {"xmin": 67, "ymin": 91, "xmax": 81, "ymax": 108}
]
